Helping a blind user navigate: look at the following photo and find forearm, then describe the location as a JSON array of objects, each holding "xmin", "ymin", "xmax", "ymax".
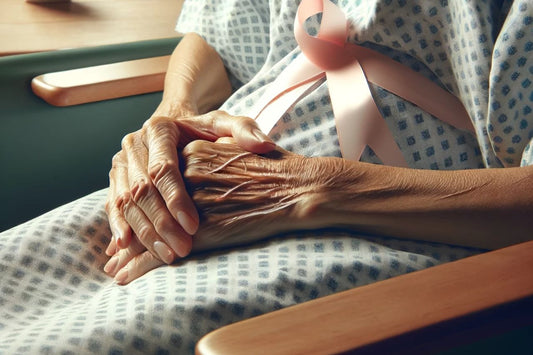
[
  {"xmin": 302, "ymin": 158, "xmax": 533, "ymax": 250},
  {"xmin": 153, "ymin": 32, "xmax": 232, "ymax": 119}
]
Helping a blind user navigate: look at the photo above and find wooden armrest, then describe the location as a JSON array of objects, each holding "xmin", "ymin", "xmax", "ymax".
[
  {"xmin": 31, "ymin": 55, "xmax": 170, "ymax": 106},
  {"xmin": 196, "ymin": 240, "xmax": 533, "ymax": 354}
]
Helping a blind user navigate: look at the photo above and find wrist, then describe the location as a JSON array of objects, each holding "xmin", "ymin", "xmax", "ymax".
[
  {"xmin": 152, "ymin": 93, "xmax": 198, "ymax": 121},
  {"xmin": 298, "ymin": 159, "xmax": 402, "ymax": 232},
  {"xmin": 288, "ymin": 156, "xmax": 358, "ymax": 230}
]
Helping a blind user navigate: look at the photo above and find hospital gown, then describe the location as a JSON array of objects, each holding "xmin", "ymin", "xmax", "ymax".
[{"xmin": 1, "ymin": 0, "xmax": 531, "ymax": 353}]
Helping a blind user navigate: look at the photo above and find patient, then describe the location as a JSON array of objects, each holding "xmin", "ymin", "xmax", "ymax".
[
  {"xmin": 104, "ymin": 0, "xmax": 533, "ymax": 284},
  {"xmin": 2, "ymin": 1, "xmax": 532, "ymax": 353}
]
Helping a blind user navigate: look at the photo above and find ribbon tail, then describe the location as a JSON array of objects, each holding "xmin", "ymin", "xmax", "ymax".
[
  {"xmin": 327, "ymin": 61, "xmax": 407, "ymax": 167},
  {"xmin": 255, "ymin": 74, "xmax": 326, "ymax": 134},
  {"xmin": 351, "ymin": 45, "xmax": 474, "ymax": 132},
  {"xmin": 252, "ymin": 54, "xmax": 326, "ymax": 134},
  {"xmin": 366, "ymin": 114, "xmax": 408, "ymax": 167}
]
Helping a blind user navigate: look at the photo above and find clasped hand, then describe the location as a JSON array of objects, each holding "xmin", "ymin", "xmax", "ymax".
[{"xmin": 103, "ymin": 110, "xmax": 314, "ymax": 284}]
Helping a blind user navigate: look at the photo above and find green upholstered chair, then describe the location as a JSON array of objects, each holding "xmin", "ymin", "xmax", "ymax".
[{"xmin": 0, "ymin": 38, "xmax": 180, "ymax": 232}]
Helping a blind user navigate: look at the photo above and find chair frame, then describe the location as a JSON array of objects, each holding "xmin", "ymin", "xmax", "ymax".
[{"xmin": 196, "ymin": 240, "xmax": 533, "ymax": 354}]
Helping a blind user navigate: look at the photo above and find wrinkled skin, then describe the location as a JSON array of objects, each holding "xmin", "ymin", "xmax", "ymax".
[
  {"xmin": 105, "ymin": 111, "xmax": 276, "ymax": 260},
  {"xmin": 182, "ymin": 139, "xmax": 320, "ymax": 251},
  {"xmin": 105, "ymin": 138, "xmax": 340, "ymax": 284}
]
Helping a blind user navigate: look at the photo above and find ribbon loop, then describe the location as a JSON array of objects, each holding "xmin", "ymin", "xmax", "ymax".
[{"xmin": 295, "ymin": 0, "xmax": 352, "ymax": 70}]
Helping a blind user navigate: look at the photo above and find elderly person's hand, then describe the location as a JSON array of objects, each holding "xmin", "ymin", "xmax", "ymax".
[
  {"xmin": 104, "ymin": 113, "xmax": 275, "ymax": 269},
  {"xmin": 106, "ymin": 136, "xmax": 533, "ymax": 284},
  {"xmin": 103, "ymin": 33, "xmax": 276, "ymax": 275},
  {"xmin": 106, "ymin": 139, "xmax": 322, "ymax": 284}
]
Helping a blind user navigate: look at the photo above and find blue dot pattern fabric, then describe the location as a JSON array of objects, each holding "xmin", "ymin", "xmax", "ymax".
[
  {"xmin": 177, "ymin": 0, "xmax": 533, "ymax": 169},
  {"xmin": 1, "ymin": 0, "xmax": 530, "ymax": 353},
  {"xmin": 0, "ymin": 191, "xmax": 480, "ymax": 354}
]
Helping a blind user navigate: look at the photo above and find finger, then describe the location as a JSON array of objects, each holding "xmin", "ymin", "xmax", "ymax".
[
  {"xmin": 143, "ymin": 117, "xmax": 199, "ymax": 237},
  {"xmin": 105, "ymin": 184, "xmax": 117, "ymax": 256},
  {"xmin": 179, "ymin": 110, "xmax": 276, "ymax": 154},
  {"xmin": 127, "ymin": 176, "xmax": 193, "ymax": 259},
  {"xmin": 106, "ymin": 152, "xmax": 133, "ymax": 250},
  {"xmin": 105, "ymin": 234, "xmax": 165, "ymax": 285},
  {"xmin": 215, "ymin": 137, "xmax": 237, "ymax": 144},
  {"xmin": 121, "ymin": 194, "xmax": 179, "ymax": 264},
  {"xmin": 104, "ymin": 231, "xmax": 146, "ymax": 276},
  {"xmin": 105, "ymin": 236, "xmax": 117, "ymax": 257},
  {"xmin": 124, "ymin": 129, "xmax": 193, "ymax": 258},
  {"xmin": 114, "ymin": 250, "xmax": 165, "ymax": 285}
]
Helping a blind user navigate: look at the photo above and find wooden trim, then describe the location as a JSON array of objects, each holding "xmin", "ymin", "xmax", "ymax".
[
  {"xmin": 0, "ymin": 0, "xmax": 183, "ymax": 56},
  {"xmin": 31, "ymin": 55, "xmax": 170, "ymax": 106},
  {"xmin": 196, "ymin": 241, "xmax": 533, "ymax": 355}
]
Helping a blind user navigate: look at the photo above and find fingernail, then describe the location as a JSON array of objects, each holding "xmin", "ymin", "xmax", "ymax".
[
  {"xmin": 154, "ymin": 241, "xmax": 174, "ymax": 264},
  {"xmin": 116, "ymin": 236, "xmax": 124, "ymax": 249},
  {"xmin": 105, "ymin": 237, "xmax": 116, "ymax": 256},
  {"xmin": 251, "ymin": 128, "xmax": 274, "ymax": 144},
  {"xmin": 177, "ymin": 211, "xmax": 198, "ymax": 235},
  {"xmin": 115, "ymin": 268, "xmax": 129, "ymax": 285},
  {"xmin": 116, "ymin": 230, "xmax": 129, "ymax": 249},
  {"xmin": 104, "ymin": 255, "xmax": 119, "ymax": 274},
  {"xmin": 115, "ymin": 230, "xmax": 124, "ymax": 245},
  {"xmin": 110, "ymin": 223, "xmax": 123, "ymax": 243},
  {"xmin": 111, "ymin": 235, "xmax": 118, "ymax": 254}
]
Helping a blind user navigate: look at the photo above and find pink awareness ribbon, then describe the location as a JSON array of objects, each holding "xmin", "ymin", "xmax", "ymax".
[{"xmin": 250, "ymin": 0, "xmax": 474, "ymax": 167}]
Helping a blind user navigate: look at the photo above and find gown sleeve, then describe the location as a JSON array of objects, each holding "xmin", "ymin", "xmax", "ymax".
[{"xmin": 176, "ymin": 0, "xmax": 272, "ymax": 88}]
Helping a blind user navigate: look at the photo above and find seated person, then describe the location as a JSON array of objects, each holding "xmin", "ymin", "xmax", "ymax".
[
  {"xmin": 104, "ymin": 0, "xmax": 533, "ymax": 284},
  {"xmin": 1, "ymin": 0, "xmax": 531, "ymax": 354}
]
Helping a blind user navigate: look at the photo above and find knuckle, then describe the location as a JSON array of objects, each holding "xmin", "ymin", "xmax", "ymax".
[
  {"xmin": 111, "ymin": 152, "xmax": 125, "ymax": 169},
  {"xmin": 234, "ymin": 115, "xmax": 257, "ymax": 133},
  {"xmin": 209, "ymin": 110, "xmax": 230, "ymax": 132},
  {"xmin": 136, "ymin": 225, "xmax": 153, "ymax": 243},
  {"xmin": 203, "ymin": 110, "xmax": 219, "ymax": 126},
  {"xmin": 144, "ymin": 117, "xmax": 175, "ymax": 138},
  {"xmin": 152, "ymin": 214, "xmax": 176, "ymax": 235},
  {"xmin": 182, "ymin": 139, "xmax": 208, "ymax": 156},
  {"xmin": 116, "ymin": 192, "xmax": 132, "ymax": 212},
  {"xmin": 143, "ymin": 115, "xmax": 171, "ymax": 129},
  {"xmin": 149, "ymin": 159, "xmax": 179, "ymax": 185},
  {"xmin": 130, "ymin": 179, "xmax": 155, "ymax": 204},
  {"xmin": 143, "ymin": 119, "xmax": 161, "ymax": 132},
  {"xmin": 235, "ymin": 114, "xmax": 254, "ymax": 124},
  {"xmin": 181, "ymin": 143, "xmax": 193, "ymax": 156},
  {"xmin": 111, "ymin": 151, "xmax": 122, "ymax": 163},
  {"xmin": 139, "ymin": 251, "xmax": 158, "ymax": 266},
  {"xmin": 120, "ymin": 133, "xmax": 136, "ymax": 150},
  {"xmin": 211, "ymin": 109, "xmax": 228, "ymax": 118}
]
